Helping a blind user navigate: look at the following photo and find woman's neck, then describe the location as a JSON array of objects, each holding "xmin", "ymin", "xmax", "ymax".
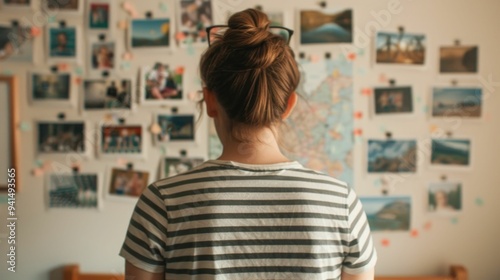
[{"xmin": 217, "ymin": 128, "xmax": 290, "ymax": 165}]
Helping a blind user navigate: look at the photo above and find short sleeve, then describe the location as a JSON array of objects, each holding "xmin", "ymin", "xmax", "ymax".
[
  {"xmin": 119, "ymin": 184, "xmax": 168, "ymax": 273},
  {"xmin": 342, "ymin": 187, "xmax": 377, "ymax": 274}
]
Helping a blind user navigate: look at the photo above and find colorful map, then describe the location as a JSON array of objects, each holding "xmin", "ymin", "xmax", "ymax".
[{"xmin": 209, "ymin": 54, "xmax": 354, "ymax": 186}]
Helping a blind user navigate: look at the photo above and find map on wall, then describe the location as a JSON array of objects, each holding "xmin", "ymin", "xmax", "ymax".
[{"xmin": 208, "ymin": 54, "xmax": 354, "ymax": 187}]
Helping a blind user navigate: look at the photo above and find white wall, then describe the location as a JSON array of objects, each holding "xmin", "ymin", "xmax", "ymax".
[{"xmin": 0, "ymin": 0, "xmax": 499, "ymax": 279}]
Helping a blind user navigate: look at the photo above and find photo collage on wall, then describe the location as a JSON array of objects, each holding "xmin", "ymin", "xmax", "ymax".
[{"xmin": 0, "ymin": 0, "xmax": 482, "ymax": 223}]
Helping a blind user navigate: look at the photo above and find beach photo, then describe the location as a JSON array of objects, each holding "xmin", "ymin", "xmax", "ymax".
[
  {"xmin": 130, "ymin": 18, "xmax": 170, "ymax": 49},
  {"xmin": 108, "ymin": 168, "xmax": 149, "ymax": 198},
  {"xmin": 47, "ymin": 173, "xmax": 99, "ymax": 209},
  {"xmin": 432, "ymin": 87, "xmax": 482, "ymax": 118},
  {"xmin": 177, "ymin": 0, "xmax": 212, "ymax": 46},
  {"xmin": 48, "ymin": 26, "xmax": 77, "ymax": 59},
  {"xmin": 428, "ymin": 182, "xmax": 462, "ymax": 215},
  {"xmin": 376, "ymin": 32, "xmax": 426, "ymax": 65},
  {"xmin": 88, "ymin": 1, "xmax": 110, "ymax": 30},
  {"xmin": 373, "ymin": 86, "xmax": 413, "ymax": 115},
  {"xmin": 368, "ymin": 140, "xmax": 417, "ymax": 173},
  {"xmin": 101, "ymin": 125, "xmax": 143, "ymax": 155},
  {"xmin": 431, "ymin": 139, "xmax": 471, "ymax": 167},
  {"xmin": 162, "ymin": 157, "xmax": 204, "ymax": 178},
  {"xmin": 157, "ymin": 115, "xmax": 195, "ymax": 142},
  {"xmin": 31, "ymin": 72, "xmax": 71, "ymax": 103},
  {"xmin": 90, "ymin": 41, "xmax": 115, "ymax": 70},
  {"xmin": 141, "ymin": 63, "xmax": 183, "ymax": 103},
  {"xmin": 440, "ymin": 46, "xmax": 478, "ymax": 73},
  {"xmin": 37, "ymin": 122, "xmax": 85, "ymax": 154},
  {"xmin": 0, "ymin": 24, "xmax": 33, "ymax": 62},
  {"xmin": 83, "ymin": 79, "xmax": 132, "ymax": 110},
  {"xmin": 300, "ymin": 9, "xmax": 352, "ymax": 44},
  {"xmin": 360, "ymin": 196, "xmax": 411, "ymax": 231}
]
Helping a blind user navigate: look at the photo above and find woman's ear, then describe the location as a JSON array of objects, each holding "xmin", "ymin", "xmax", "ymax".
[
  {"xmin": 282, "ymin": 92, "xmax": 298, "ymax": 120},
  {"xmin": 203, "ymin": 87, "xmax": 218, "ymax": 118}
]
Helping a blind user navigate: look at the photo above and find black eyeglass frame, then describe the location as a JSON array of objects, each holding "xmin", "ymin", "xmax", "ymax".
[{"xmin": 205, "ymin": 25, "xmax": 294, "ymax": 46}]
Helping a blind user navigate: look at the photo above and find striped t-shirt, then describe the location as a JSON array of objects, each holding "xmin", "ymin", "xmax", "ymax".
[{"xmin": 119, "ymin": 160, "xmax": 376, "ymax": 279}]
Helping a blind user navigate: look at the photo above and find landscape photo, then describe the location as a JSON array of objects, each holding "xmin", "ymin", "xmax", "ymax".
[
  {"xmin": 300, "ymin": 9, "xmax": 353, "ymax": 44},
  {"xmin": 376, "ymin": 32, "xmax": 426, "ymax": 65},
  {"xmin": 131, "ymin": 18, "xmax": 170, "ymax": 48},
  {"xmin": 48, "ymin": 173, "xmax": 98, "ymax": 208},
  {"xmin": 360, "ymin": 196, "xmax": 411, "ymax": 231},
  {"xmin": 440, "ymin": 46, "xmax": 478, "ymax": 73},
  {"xmin": 157, "ymin": 115, "xmax": 195, "ymax": 142},
  {"xmin": 432, "ymin": 87, "xmax": 482, "ymax": 118},
  {"xmin": 428, "ymin": 182, "xmax": 462, "ymax": 215},
  {"xmin": 368, "ymin": 140, "xmax": 417, "ymax": 173},
  {"xmin": 431, "ymin": 139, "xmax": 471, "ymax": 167},
  {"xmin": 374, "ymin": 86, "xmax": 413, "ymax": 115}
]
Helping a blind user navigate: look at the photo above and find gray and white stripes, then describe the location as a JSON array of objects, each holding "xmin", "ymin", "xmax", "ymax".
[{"xmin": 120, "ymin": 160, "xmax": 376, "ymax": 279}]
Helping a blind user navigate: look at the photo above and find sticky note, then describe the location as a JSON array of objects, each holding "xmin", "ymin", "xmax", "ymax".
[
  {"xmin": 120, "ymin": 61, "xmax": 131, "ymax": 70},
  {"xmin": 74, "ymin": 66, "xmax": 84, "ymax": 75},
  {"xmin": 160, "ymin": 146, "xmax": 167, "ymax": 156},
  {"xmin": 19, "ymin": 121, "xmax": 32, "ymax": 131},
  {"xmin": 361, "ymin": 88, "xmax": 372, "ymax": 96},
  {"xmin": 48, "ymin": 16, "xmax": 56, "ymax": 23},
  {"xmin": 379, "ymin": 74, "xmax": 388, "ymax": 83},
  {"xmin": 74, "ymin": 77, "xmax": 82, "ymax": 85},
  {"xmin": 357, "ymin": 48, "xmax": 365, "ymax": 56},
  {"xmin": 354, "ymin": 111, "xmax": 363, "ymax": 119},
  {"xmin": 353, "ymin": 129, "xmax": 363, "ymax": 136},
  {"xmin": 450, "ymin": 217, "xmax": 459, "ymax": 225},
  {"xmin": 422, "ymin": 105, "xmax": 429, "ymax": 113},
  {"xmin": 117, "ymin": 20, "xmax": 128, "ymax": 30},
  {"xmin": 429, "ymin": 124, "xmax": 438, "ymax": 133},
  {"xmin": 379, "ymin": 125, "xmax": 386, "ymax": 133},
  {"xmin": 373, "ymin": 179, "xmax": 382, "ymax": 188},
  {"xmin": 186, "ymin": 42, "xmax": 196, "ymax": 56},
  {"xmin": 58, "ymin": 63, "xmax": 69, "ymax": 71},
  {"xmin": 30, "ymin": 27, "xmax": 42, "ymax": 37},
  {"xmin": 159, "ymin": 2, "xmax": 168, "ymax": 12},
  {"xmin": 423, "ymin": 221, "xmax": 432, "ymax": 231},
  {"xmin": 122, "ymin": 52, "xmax": 133, "ymax": 61},
  {"xmin": 410, "ymin": 229, "xmax": 419, "ymax": 238},
  {"xmin": 116, "ymin": 158, "xmax": 128, "ymax": 166},
  {"xmin": 32, "ymin": 168, "xmax": 44, "ymax": 177},
  {"xmin": 176, "ymin": 32, "xmax": 187, "ymax": 42},
  {"xmin": 347, "ymin": 52, "xmax": 356, "ymax": 61},
  {"xmin": 475, "ymin": 197, "xmax": 485, "ymax": 206},
  {"xmin": 310, "ymin": 54, "xmax": 320, "ymax": 63}
]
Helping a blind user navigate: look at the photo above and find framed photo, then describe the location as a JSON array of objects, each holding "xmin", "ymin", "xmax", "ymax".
[
  {"xmin": 29, "ymin": 71, "xmax": 75, "ymax": 107},
  {"xmin": 157, "ymin": 114, "xmax": 195, "ymax": 143},
  {"xmin": 106, "ymin": 167, "xmax": 150, "ymax": 201},
  {"xmin": 439, "ymin": 46, "xmax": 478, "ymax": 74},
  {"xmin": 129, "ymin": 18, "xmax": 171, "ymax": 50},
  {"xmin": 161, "ymin": 157, "xmax": 204, "ymax": 178},
  {"xmin": 87, "ymin": 0, "xmax": 112, "ymax": 32},
  {"xmin": 45, "ymin": 173, "xmax": 101, "ymax": 210},
  {"xmin": 431, "ymin": 87, "xmax": 482, "ymax": 119},
  {"xmin": 299, "ymin": 8, "xmax": 353, "ymax": 45},
  {"xmin": 36, "ymin": 121, "xmax": 86, "ymax": 156},
  {"xmin": 1, "ymin": 0, "xmax": 34, "ymax": 10},
  {"xmin": 176, "ymin": 0, "xmax": 212, "ymax": 47},
  {"xmin": 82, "ymin": 78, "xmax": 132, "ymax": 111},
  {"xmin": 140, "ymin": 63, "xmax": 184, "ymax": 105},
  {"xmin": 372, "ymin": 86, "xmax": 414, "ymax": 117},
  {"xmin": 375, "ymin": 31, "xmax": 426, "ymax": 65},
  {"xmin": 46, "ymin": 24, "xmax": 81, "ymax": 63},
  {"xmin": 430, "ymin": 138, "xmax": 472, "ymax": 169},
  {"xmin": 88, "ymin": 40, "xmax": 116, "ymax": 73},
  {"xmin": 367, "ymin": 139, "xmax": 417, "ymax": 173},
  {"xmin": 428, "ymin": 181, "xmax": 462, "ymax": 216},
  {"xmin": 359, "ymin": 196, "xmax": 411, "ymax": 232},
  {"xmin": 0, "ymin": 23, "xmax": 34, "ymax": 63},
  {"xmin": 0, "ymin": 76, "xmax": 20, "ymax": 192},
  {"xmin": 44, "ymin": 0, "xmax": 83, "ymax": 15},
  {"xmin": 99, "ymin": 124, "xmax": 144, "ymax": 158}
]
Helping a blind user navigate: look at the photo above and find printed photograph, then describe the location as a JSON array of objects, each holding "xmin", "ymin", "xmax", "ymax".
[
  {"xmin": 31, "ymin": 73, "xmax": 71, "ymax": 102},
  {"xmin": 368, "ymin": 140, "xmax": 417, "ymax": 173},
  {"xmin": 360, "ymin": 196, "xmax": 411, "ymax": 232},
  {"xmin": 300, "ymin": 9, "xmax": 353, "ymax": 44},
  {"xmin": 177, "ymin": 0, "xmax": 212, "ymax": 45},
  {"xmin": 130, "ymin": 18, "xmax": 170, "ymax": 48},
  {"xmin": 428, "ymin": 182, "xmax": 462, "ymax": 215},
  {"xmin": 440, "ymin": 46, "xmax": 478, "ymax": 73},
  {"xmin": 46, "ymin": 0, "xmax": 79, "ymax": 10},
  {"xmin": 2, "ymin": 0, "xmax": 31, "ymax": 7},
  {"xmin": 88, "ymin": 2, "xmax": 110, "ymax": 29},
  {"xmin": 376, "ymin": 32, "xmax": 426, "ymax": 65},
  {"xmin": 48, "ymin": 26, "xmax": 77, "ymax": 58},
  {"xmin": 0, "ymin": 24, "xmax": 33, "ymax": 62},
  {"xmin": 101, "ymin": 125, "xmax": 142, "ymax": 154},
  {"xmin": 83, "ymin": 79, "xmax": 132, "ymax": 110},
  {"xmin": 431, "ymin": 139, "xmax": 471, "ymax": 167},
  {"xmin": 158, "ymin": 115, "xmax": 195, "ymax": 142},
  {"xmin": 47, "ymin": 173, "xmax": 98, "ymax": 209},
  {"xmin": 432, "ymin": 87, "xmax": 482, "ymax": 118},
  {"xmin": 374, "ymin": 86, "xmax": 413, "ymax": 115},
  {"xmin": 162, "ymin": 157, "xmax": 204, "ymax": 178},
  {"xmin": 142, "ymin": 63, "xmax": 183, "ymax": 102},
  {"xmin": 38, "ymin": 122, "xmax": 85, "ymax": 154},
  {"xmin": 90, "ymin": 41, "xmax": 115, "ymax": 70},
  {"xmin": 108, "ymin": 168, "xmax": 149, "ymax": 198}
]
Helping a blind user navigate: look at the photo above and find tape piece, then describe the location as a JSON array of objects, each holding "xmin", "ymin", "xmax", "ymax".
[
  {"xmin": 347, "ymin": 52, "xmax": 356, "ymax": 61},
  {"xmin": 31, "ymin": 27, "xmax": 42, "ymax": 37},
  {"xmin": 381, "ymin": 239, "xmax": 390, "ymax": 247},
  {"xmin": 410, "ymin": 229, "xmax": 419, "ymax": 238}
]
